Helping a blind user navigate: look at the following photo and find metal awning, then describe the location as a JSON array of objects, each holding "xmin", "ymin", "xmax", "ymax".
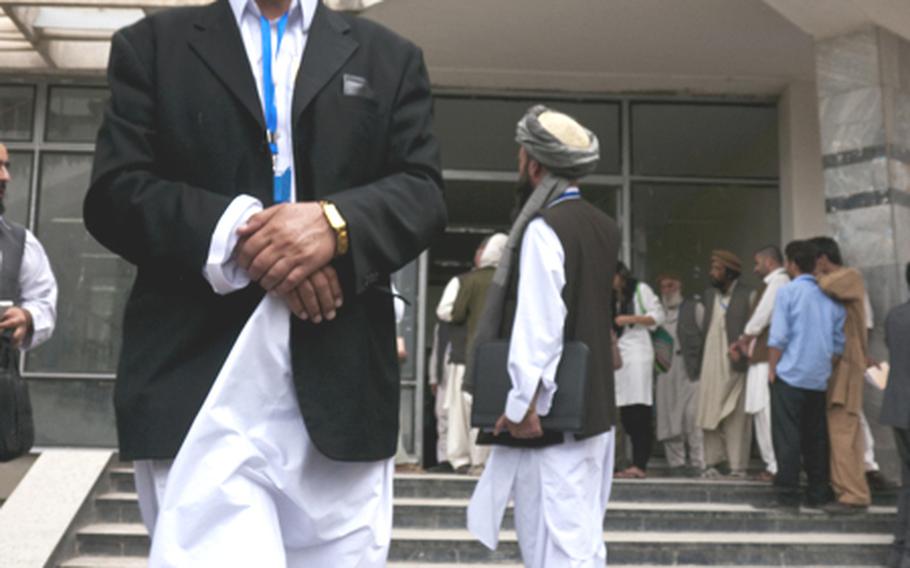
[{"xmin": 0, "ymin": 0, "xmax": 381, "ymax": 74}]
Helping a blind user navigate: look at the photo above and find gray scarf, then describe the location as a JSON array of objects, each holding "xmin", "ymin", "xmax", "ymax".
[{"xmin": 463, "ymin": 105, "xmax": 600, "ymax": 393}]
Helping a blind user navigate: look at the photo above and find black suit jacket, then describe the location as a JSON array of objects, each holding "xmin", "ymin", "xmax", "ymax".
[
  {"xmin": 84, "ymin": 0, "xmax": 446, "ymax": 461},
  {"xmin": 882, "ymin": 301, "xmax": 910, "ymax": 430}
]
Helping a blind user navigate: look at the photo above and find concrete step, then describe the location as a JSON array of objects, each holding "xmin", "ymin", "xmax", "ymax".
[
  {"xmin": 392, "ymin": 473, "xmax": 899, "ymax": 506},
  {"xmin": 91, "ymin": 490, "xmax": 896, "ymax": 534},
  {"xmin": 389, "ymin": 528, "xmax": 891, "ymax": 565},
  {"xmin": 106, "ymin": 467, "xmax": 898, "ymax": 507},
  {"xmin": 73, "ymin": 523, "xmax": 892, "ymax": 565},
  {"xmin": 60, "ymin": 557, "xmax": 147, "ymax": 568},
  {"xmin": 392, "ymin": 497, "xmax": 896, "ymax": 533}
]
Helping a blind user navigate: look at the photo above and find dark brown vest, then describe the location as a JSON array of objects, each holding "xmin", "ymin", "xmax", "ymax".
[
  {"xmin": 541, "ymin": 199, "xmax": 621, "ymax": 435},
  {"xmin": 702, "ymin": 281, "xmax": 753, "ymax": 373},
  {"xmin": 748, "ymin": 282, "xmax": 770, "ymax": 364}
]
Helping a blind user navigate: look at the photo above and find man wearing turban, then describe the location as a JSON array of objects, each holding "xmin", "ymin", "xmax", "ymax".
[
  {"xmin": 695, "ymin": 249, "xmax": 756, "ymax": 477},
  {"xmin": 466, "ymin": 106, "xmax": 621, "ymax": 567}
]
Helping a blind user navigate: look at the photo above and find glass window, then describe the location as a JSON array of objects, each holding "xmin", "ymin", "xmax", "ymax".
[
  {"xmin": 46, "ymin": 87, "xmax": 108, "ymax": 143},
  {"xmin": 631, "ymin": 182, "xmax": 780, "ymax": 294},
  {"xmin": 434, "ymin": 97, "xmax": 621, "ymax": 174},
  {"xmin": 632, "ymin": 103, "xmax": 778, "ymax": 179},
  {"xmin": 5, "ymin": 150, "xmax": 32, "ymax": 227},
  {"xmin": 27, "ymin": 153, "xmax": 135, "ymax": 374},
  {"xmin": 0, "ymin": 85, "xmax": 36, "ymax": 141}
]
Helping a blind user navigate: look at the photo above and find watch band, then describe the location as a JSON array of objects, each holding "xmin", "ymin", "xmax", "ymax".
[{"xmin": 320, "ymin": 200, "xmax": 349, "ymax": 256}]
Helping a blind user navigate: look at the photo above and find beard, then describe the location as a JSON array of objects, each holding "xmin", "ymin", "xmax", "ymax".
[
  {"xmin": 509, "ymin": 167, "xmax": 536, "ymax": 223},
  {"xmin": 662, "ymin": 290, "xmax": 683, "ymax": 308},
  {"xmin": 709, "ymin": 276, "xmax": 727, "ymax": 290}
]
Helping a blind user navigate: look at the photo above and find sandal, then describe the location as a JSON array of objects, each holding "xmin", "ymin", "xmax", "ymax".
[{"xmin": 614, "ymin": 466, "xmax": 647, "ymax": 479}]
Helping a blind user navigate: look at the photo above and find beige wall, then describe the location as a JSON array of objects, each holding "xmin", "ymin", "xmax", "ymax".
[{"xmin": 778, "ymin": 80, "xmax": 828, "ymax": 244}]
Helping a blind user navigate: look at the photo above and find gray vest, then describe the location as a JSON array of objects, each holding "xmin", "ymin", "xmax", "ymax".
[
  {"xmin": 702, "ymin": 281, "xmax": 753, "ymax": 373},
  {"xmin": 677, "ymin": 296, "xmax": 704, "ymax": 381},
  {"xmin": 0, "ymin": 220, "xmax": 26, "ymax": 304}
]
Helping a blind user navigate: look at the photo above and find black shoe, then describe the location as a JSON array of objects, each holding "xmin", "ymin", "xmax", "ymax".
[
  {"xmin": 823, "ymin": 501, "xmax": 868, "ymax": 515},
  {"xmin": 867, "ymin": 470, "xmax": 898, "ymax": 492},
  {"xmin": 426, "ymin": 461, "xmax": 454, "ymax": 473}
]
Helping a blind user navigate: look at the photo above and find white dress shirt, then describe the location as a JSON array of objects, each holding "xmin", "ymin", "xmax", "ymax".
[
  {"xmin": 435, "ymin": 276, "xmax": 461, "ymax": 322},
  {"xmin": 4, "ymin": 223, "xmax": 57, "ymax": 350},
  {"xmin": 743, "ymin": 267, "xmax": 789, "ymax": 338},
  {"xmin": 503, "ymin": 196, "xmax": 577, "ymax": 424},
  {"xmin": 204, "ymin": 0, "xmax": 318, "ymax": 295}
]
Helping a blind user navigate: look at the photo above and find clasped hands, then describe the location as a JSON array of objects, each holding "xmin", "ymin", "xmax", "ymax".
[{"xmin": 234, "ymin": 202, "xmax": 342, "ymax": 323}]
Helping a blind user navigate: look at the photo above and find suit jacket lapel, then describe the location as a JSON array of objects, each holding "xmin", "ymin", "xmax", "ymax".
[
  {"xmin": 188, "ymin": 0, "xmax": 265, "ymax": 131},
  {"xmin": 292, "ymin": 4, "xmax": 358, "ymax": 124}
]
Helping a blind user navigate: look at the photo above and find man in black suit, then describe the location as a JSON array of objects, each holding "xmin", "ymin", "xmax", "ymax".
[
  {"xmin": 84, "ymin": 0, "xmax": 444, "ymax": 564},
  {"xmin": 883, "ymin": 263, "xmax": 910, "ymax": 568}
]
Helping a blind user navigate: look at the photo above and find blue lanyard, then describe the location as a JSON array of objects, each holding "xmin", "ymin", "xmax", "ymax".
[{"xmin": 260, "ymin": 13, "xmax": 291, "ymax": 203}]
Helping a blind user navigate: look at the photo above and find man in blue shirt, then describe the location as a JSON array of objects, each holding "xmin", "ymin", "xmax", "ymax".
[{"xmin": 768, "ymin": 240, "xmax": 846, "ymax": 509}]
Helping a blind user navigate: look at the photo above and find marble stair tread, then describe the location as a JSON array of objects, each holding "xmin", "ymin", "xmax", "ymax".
[
  {"xmin": 391, "ymin": 528, "xmax": 892, "ymax": 544},
  {"xmin": 93, "ymin": 492, "xmax": 898, "ymax": 516},
  {"xmin": 77, "ymin": 522, "xmax": 893, "ymax": 545},
  {"xmin": 60, "ymin": 556, "xmax": 148, "ymax": 568}
]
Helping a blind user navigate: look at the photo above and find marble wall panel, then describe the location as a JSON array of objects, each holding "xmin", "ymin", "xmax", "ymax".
[
  {"xmin": 29, "ymin": 378, "xmax": 117, "ymax": 448},
  {"xmin": 818, "ymin": 87, "xmax": 885, "ymax": 154},
  {"xmin": 826, "ymin": 204, "xmax": 896, "ymax": 269},
  {"xmin": 893, "ymin": 202, "xmax": 910, "ymax": 270},
  {"xmin": 816, "ymin": 28, "xmax": 881, "ymax": 97},
  {"xmin": 890, "ymin": 159, "xmax": 910, "ymax": 193},
  {"xmin": 823, "ymin": 157, "xmax": 889, "ymax": 199}
]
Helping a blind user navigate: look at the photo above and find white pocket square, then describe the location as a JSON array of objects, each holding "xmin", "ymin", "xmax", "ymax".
[{"xmin": 343, "ymin": 73, "xmax": 374, "ymax": 99}]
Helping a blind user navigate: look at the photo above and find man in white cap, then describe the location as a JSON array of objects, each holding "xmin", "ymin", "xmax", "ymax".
[
  {"xmin": 467, "ymin": 106, "xmax": 620, "ymax": 567},
  {"xmin": 437, "ymin": 233, "xmax": 507, "ymax": 474}
]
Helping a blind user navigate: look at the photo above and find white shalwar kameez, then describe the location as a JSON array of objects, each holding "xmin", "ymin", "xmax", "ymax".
[
  {"xmin": 436, "ymin": 276, "xmax": 489, "ymax": 469},
  {"xmin": 743, "ymin": 267, "xmax": 788, "ymax": 475},
  {"xmin": 615, "ymin": 282, "xmax": 665, "ymax": 408},
  {"xmin": 467, "ymin": 192, "xmax": 615, "ymax": 568},
  {"xmin": 132, "ymin": 1, "xmax": 393, "ymax": 565}
]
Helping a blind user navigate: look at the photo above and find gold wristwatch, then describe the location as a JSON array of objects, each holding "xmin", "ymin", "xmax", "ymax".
[{"xmin": 320, "ymin": 200, "xmax": 349, "ymax": 256}]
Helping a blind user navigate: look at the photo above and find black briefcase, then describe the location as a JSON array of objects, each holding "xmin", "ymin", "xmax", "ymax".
[
  {"xmin": 471, "ymin": 340, "xmax": 589, "ymax": 432},
  {"xmin": 0, "ymin": 336, "xmax": 33, "ymax": 462}
]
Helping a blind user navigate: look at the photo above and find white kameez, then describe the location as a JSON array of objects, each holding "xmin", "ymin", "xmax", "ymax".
[
  {"xmin": 437, "ymin": 276, "xmax": 489, "ymax": 469},
  {"xmin": 467, "ymin": 199, "xmax": 616, "ymax": 566},
  {"xmin": 743, "ymin": 268, "xmax": 789, "ymax": 415},
  {"xmin": 139, "ymin": 296, "xmax": 393, "ymax": 568},
  {"xmin": 615, "ymin": 282, "xmax": 665, "ymax": 408}
]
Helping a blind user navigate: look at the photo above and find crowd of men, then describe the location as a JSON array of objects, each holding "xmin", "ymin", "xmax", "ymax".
[{"xmin": 429, "ymin": 229, "xmax": 893, "ymax": 495}]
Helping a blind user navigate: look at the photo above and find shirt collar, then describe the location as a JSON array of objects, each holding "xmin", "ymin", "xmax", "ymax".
[
  {"xmin": 229, "ymin": 0, "xmax": 316, "ymax": 32},
  {"xmin": 764, "ymin": 266, "xmax": 786, "ymax": 284},
  {"xmin": 547, "ymin": 186, "xmax": 581, "ymax": 207},
  {"xmin": 795, "ymin": 274, "xmax": 816, "ymax": 283}
]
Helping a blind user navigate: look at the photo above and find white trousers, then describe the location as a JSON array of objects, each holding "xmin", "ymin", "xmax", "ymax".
[
  {"xmin": 137, "ymin": 296, "xmax": 393, "ymax": 568},
  {"xmin": 753, "ymin": 403, "xmax": 777, "ymax": 474},
  {"xmin": 444, "ymin": 363, "xmax": 490, "ymax": 469},
  {"xmin": 434, "ymin": 380, "xmax": 448, "ymax": 463},
  {"xmin": 861, "ymin": 411, "xmax": 880, "ymax": 472},
  {"xmin": 746, "ymin": 363, "xmax": 777, "ymax": 474},
  {"xmin": 468, "ymin": 429, "xmax": 615, "ymax": 568}
]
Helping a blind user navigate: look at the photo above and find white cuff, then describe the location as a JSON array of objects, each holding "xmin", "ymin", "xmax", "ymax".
[
  {"xmin": 19, "ymin": 303, "xmax": 52, "ymax": 351},
  {"xmin": 535, "ymin": 379, "xmax": 558, "ymax": 417},
  {"xmin": 505, "ymin": 388, "xmax": 531, "ymax": 423},
  {"xmin": 203, "ymin": 195, "xmax": 263, "ymax": 295}
]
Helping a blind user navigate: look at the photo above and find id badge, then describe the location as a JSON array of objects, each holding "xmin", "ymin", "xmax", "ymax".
[{"xmin": 273, "ymin": 168, "xmax": 291, "ymax": 204}]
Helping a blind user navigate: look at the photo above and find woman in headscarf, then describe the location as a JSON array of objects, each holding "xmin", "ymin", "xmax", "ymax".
[{"xmin": 613, "ymin": 261, "xmax": 665, "ymax": 478}]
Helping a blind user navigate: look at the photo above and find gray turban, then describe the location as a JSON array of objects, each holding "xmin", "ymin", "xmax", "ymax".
[{"xmin": 515, "ymin": 104, "xmax": 600, "ymax": 179}]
